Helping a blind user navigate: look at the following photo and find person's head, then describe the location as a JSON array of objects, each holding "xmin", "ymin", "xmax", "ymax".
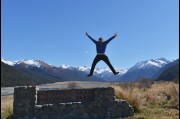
[{"xmin": 98, "ymin": 37, "xmax": 103, "ymax": 43}]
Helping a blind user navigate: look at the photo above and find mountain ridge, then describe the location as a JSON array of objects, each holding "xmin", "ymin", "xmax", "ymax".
[
  {"xmin": 119, "ymin": 58, "xmax": 171, "ymax": 81},
  {"xmin": 1, "ymin": 61, "xmax": 61, "ymax": 87},
  {"xmin": 2, "ymin": 58, "xmax": 173, "ymax": 82},
  {"xmin": 155, "ymin": 59, "xmax": 179, "ymax": 81}
]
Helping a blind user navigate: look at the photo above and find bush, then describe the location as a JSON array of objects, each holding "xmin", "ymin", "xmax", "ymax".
[
  {"xmin": 137, "ymin": 78, "xmax": 152, "ymax": 91},
  {"xmin": 113, "ymin": 85, "xmax": 141, "ymax": 113},
  {"xmin": 67, "ymin": 81, "xmax": 81, "ymax": 89},
  {"xmin": 168, "ymin": 84, "xmax": 179, "ymax": 109}
]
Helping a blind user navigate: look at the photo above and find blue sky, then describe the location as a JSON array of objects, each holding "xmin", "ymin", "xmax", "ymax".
[{"xmin": 1, "ymin": 0, "xmax": 179, "ymax": 69}]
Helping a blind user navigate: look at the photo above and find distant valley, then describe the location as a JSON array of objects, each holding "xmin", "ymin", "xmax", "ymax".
[{"xmin": 1, "ymin": 58, "xmax": 179, "ymax": 87}]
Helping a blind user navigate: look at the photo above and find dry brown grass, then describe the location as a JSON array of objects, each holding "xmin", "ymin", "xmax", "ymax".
[
  {"xmin": 111, "ymin": 81, "xmax": 179, "ymax": 119},
  {"xmin": 163, "ymin": 84, "xmax": 179, "ymax": 109},
  {"xmin": 1, "ymin": 95, "xmax": 13, "ymax": 119},
  {"xmin": 142, "ymin": 81, "xmax": 179, "ymax": 109},
  {"xmin": 1, "ymin": 81, "xmax": 179, "ymax": 119},
  {"xmin": 112, "ymin": 82, "xmax": 141, "ymax": 112}
]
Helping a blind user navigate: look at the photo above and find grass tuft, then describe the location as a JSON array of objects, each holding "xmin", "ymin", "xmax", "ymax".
[{"xmin": 113, "ymin": 83, "xmax": 141, "ymax": 113}]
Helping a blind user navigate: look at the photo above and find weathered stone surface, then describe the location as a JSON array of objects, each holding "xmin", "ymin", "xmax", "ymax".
[
  {"xmin": 13, "ymin": 86, "xmax": 134, "ymax": 119},
  {"xmin": 37, "ymin": 88, "xmax": 95, "ymax": 105},
  {"xmin": 13, "ymin": 86, "xmax": 37, "ymax": 119}
]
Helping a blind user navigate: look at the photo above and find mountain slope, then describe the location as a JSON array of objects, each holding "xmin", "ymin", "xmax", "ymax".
[
  {"xmin": 11, "ymin": 59, "xmax": 103, "ymax": 82},
  {"xmin": 153, "ymin": 59, "xmax": 179, "ymax": 80},
  {"xmin": 156, "ymin": 59, "xmax": 179, "ymax": 81},
  {"xmin": 1, "ymin": 61, "xmax": 39, "ymax": 87},
  {"xmin": 78, "ymin": 65, "xmax": 127, "ymax": 81},
  {"xmin": 1, "ymin": 61, "xmax": 63, "ymax": 87},
  {"xmin": 120, "ymin": 58, "xmax": 171, "ymax": 81},
  {"xmin": 1, "ymin": 58, "xmax": 174, "ymax": 84}
]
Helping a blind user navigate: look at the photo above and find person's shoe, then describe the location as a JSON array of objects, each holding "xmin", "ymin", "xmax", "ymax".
[
  {"xmin": 87, "ymin": 74, "xmax": 93, "ymax": 77},
  {"xmin": 114, "ymin": 72, "xmax": 119, "ymax": 75}
]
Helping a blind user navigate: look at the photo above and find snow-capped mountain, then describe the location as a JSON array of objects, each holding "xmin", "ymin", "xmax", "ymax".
[
  {"xmin": 129, "ymin": 58, "xmax": 170, "ymax": 71},
  {"xmin": 60, "ymin": 65, "xmax": 127, "ymax": 81},
  {"xmin": 60, "ymin": 64, "xmax": 77, "ymax": 70},
  {"xmin": 1, "ymin": 59, "xmax": 55, "ymax": 68},
  {"xmin": 78, "ymin": 65, "xmax": 127, "ymax": 81},
  {"xmin": 120, "ymin": 58, "xmax": 171, "ymax": 81},
  {"xmin": 13, "ymin": 59, "xmax": 56, "ymax": 68},
  {"xmin": 1, "ymin": 59, "xmax": 102, "ymax": 81},
  {"xmin": 60, "ymin": 64, "xmax": 71, "ymax": 69},
  {"xmin": 1, "ymin": 57, "xmax": 173, "ymax": 82},
  {"xmin": 1, "ymin": 60, "xmax": 61, "ymax": 87},
  {"xmin": 156, "ymin": 59, "xmax": 179, "ymax": 81},
  {"xmin": 78, "ymin": 65, "xmax": 90, "ymax": 73},
  {"xmin": 153, "ymin": 58, "xmax": 179, "ymax": 80},
  {"xmin": 1, "ymin": 59, "xmax": 14, "ymax": 66},
  {"xmin": 1, "ymin": 59, "xmax": 127, "ymax": 81}
]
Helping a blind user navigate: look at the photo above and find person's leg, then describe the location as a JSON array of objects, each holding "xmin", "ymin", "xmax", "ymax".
[
  {"xmin": 88, "ymin": 55, "xmax": 101, "ymax": 76},
  {"xmin": 102, "ymin": 55, "xmax": 119, "ymax": 75}
]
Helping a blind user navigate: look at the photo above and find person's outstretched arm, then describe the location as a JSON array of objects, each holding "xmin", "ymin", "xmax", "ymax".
[
  {"xmin": 104, "ymin": 33, "xmax": 118, "ymax": 44},
  {"xmin": 86, "ymin": 32, "xmax": 97, "ymax": 44}
]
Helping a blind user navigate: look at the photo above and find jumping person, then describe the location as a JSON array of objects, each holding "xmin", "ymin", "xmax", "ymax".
[{"xmin": 86, "ymin": 32, "xmax": 119, "ymax": 77}]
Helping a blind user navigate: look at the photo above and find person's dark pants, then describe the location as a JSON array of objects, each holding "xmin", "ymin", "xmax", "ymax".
[{"xmin": 89, "ymin": 54, "xmax": 116, "ymax": 75}]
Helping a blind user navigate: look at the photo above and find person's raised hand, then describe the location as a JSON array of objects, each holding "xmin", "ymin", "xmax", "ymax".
[{"xmin": 86, "ymin": 32, "xmax": 88, "ymax": 36}]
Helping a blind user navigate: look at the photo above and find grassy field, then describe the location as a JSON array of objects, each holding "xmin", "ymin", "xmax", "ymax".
[
  {"xmin": 1, "ymin": 96, "xmax": 13, "ymax": 119},
  {"xmin": 1, "ymin": 81, "xmax": 179, "ymax": 119},
  {"xmin": 111, "ymin": 81, "xmax": 179, "ymax": 119}
]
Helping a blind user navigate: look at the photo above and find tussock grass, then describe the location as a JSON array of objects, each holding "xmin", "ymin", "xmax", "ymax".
[
  {"xmin": 163, "ymin": 84, "xmax": 179, "ymax": 109},
  {"xmin": 1, "ymin": 81, "xmax": 179, "ymax": 119},
  {"xmin": 112, "ymin": 83, "xmax": 141, "ymax": 113},
  {"xmin": 1, "ymin": 96, "xmax": 13, "ymax": 119},
  {"xmin": 111, "ymin": 81, "xmax": 179, "ymax": 119}
]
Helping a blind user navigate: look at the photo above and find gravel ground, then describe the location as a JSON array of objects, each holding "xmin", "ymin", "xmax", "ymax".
[{"xmin": 1, "ymin": 81, "xmax": 111, "ymax": 96}]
